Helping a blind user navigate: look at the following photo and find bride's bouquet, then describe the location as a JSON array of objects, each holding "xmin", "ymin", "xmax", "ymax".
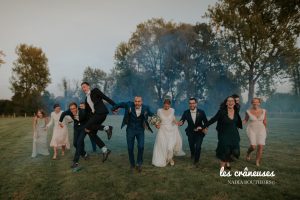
[{"xmin": 148, "ymin": 115, "xmax": 161, "ymax": 126}]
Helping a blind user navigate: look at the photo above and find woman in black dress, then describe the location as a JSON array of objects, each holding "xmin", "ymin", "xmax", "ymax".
[{"xmin": 205, "ymin": 96, "xmax": 242, "ymax": 170}]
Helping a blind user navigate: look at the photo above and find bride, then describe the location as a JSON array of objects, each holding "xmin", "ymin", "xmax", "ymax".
[{"xmin": 152, "ymin": 98, "xmax": 185, "ymax": 167}]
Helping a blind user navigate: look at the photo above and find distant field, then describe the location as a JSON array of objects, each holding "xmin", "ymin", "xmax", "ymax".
[{"xmin": 0, "ymin": 116, "xmax": 299, "ymax": 200}]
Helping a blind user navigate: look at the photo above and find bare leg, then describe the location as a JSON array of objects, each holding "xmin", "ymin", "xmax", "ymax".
[
  {"xmin": 246, "ymin": 145, "xmax": 256, "ymax": 161},
  {"xmin": 61, "ymin": 145, "xmax": 66, "ymax": 156},
  {"xmin": 256, "ymin": 145, "xmax": 264, "ymax": 166},
  {"xmin": 220, "ymin": 160, "xmax": 226, "ymax": 169},
  {"xmin": 53, "ymin": 147, "xmax": 57, "ymax": 159}
]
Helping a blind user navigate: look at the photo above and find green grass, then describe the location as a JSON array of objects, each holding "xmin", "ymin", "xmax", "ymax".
[{"xmin": 0, "ymin": 116, "xmax": 299, "ymax": 200}]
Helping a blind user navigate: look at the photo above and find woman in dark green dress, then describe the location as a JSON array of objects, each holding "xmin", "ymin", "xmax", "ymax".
[{"xmin": 205, "ymin": 96, "xmax": 242, "ymax": 170}]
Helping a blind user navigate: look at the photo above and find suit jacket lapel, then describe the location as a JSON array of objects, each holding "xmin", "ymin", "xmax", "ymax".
[
  {"xmin": 78, "ymin": 109, "xmax": 84, "ymax": 122},
  {"xmin": 187, "ymin": 110, "xmax": 195, "ymax": 126},
  {"xmin": 194, "ymin": 109, "xmax": 199, "ymax": 125},
  {"xmin": 131, "ymin": 104, "xmax": 137, "ymax": 117},
  {"xmin": 141, "ymin": 105, "xmax": 146, "ymax": 117}
]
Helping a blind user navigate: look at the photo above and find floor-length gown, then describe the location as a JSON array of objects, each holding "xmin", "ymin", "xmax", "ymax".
[
  {"xmin": 32, "ymin": 118, "xmax": 50, "ymax": 157},
  {"xmin": 152, "ymin": 108, "xmax": 185, "ymax": 167}
]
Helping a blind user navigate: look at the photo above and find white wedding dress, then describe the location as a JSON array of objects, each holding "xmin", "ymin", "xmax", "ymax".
[{"xmin": 152, "ymin": 108, "xmax": 185, "ymax": 167}]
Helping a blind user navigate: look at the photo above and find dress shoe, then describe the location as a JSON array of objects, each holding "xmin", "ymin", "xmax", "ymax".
[
  {"xmin": 102, "ymin": 149, "xmax": 111, "ymax": 162},
  {"xmin": 136, "ymin": 165, "xmax": 142, "ymax": 173},
  {"xmin": 82, "ymin": 153, "xmax": 89, "ymax": 160},
  {"xmin": 71, "ymin": 162, "xmax": 79, "ymax": 168},
  {"xmin": 105, "ymin": 126, "xmax": 113, "ymax": 140}
]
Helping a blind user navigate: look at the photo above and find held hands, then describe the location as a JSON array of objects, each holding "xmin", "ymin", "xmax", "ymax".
[
  {"xmin": 177, "ymin": 121, "xmax": 183, "ymax": 126},
  {"xmin": 112, "ymin": 108, "xmax": 120, "ymax": 115},
  {"xmin": 79, "ymin": 104, "xmax": 85, "ymax": 109},
  {"xmin": 155, "ymin": 123, "xmax": 160, "ymax": 129},
  {"xmin": 59, "ymin": 123, "xmax": 64, "ymax": 128},
  {"xmin": 195, "ymin": 126, "xmax": 208, "ymax": 134},
  {"xmin": 196, "ymin": 126, "xmax": 202, "ymax": 131}
]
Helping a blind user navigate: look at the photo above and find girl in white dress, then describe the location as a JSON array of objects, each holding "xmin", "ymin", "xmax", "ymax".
[
  {"xmin": 47, "ymin": 104, "xmax": 71, "ymax": 159},
  {"xmin": 243, "ymin": 98, "xmax": 267, "ymax": 166},
  {"xmin": 152, "ymin": 99, "xmax": 185, "ymax": 167},
  {"xmin": 32, "ymin": 109, "xmax": 50, "ymax": 157}
]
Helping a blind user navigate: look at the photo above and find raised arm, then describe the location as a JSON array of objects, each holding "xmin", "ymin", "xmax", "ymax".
[
  {"xmin": 95, "ymin": 88, "xmax": 116, "ymax": 106},
  {"xmin": 111, "ymin": 101, "xmax": 129, "ymax": 111},
  {"xmin": 205, "ymin": 109, "xmax": 221, "ymax": 128},
  {"xmin": 178, "ymin": 111, "xmax": 187, "ymax": 125},
  {"xmin": 59, "ymin": 110, "xmax": 72, "ymax": 123}
]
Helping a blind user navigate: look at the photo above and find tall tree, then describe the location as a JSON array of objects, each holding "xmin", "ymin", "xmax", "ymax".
[
  {"xmin": 288, "ymin": 61, "xmax": 300, "ymax": 96},
  {"xmin": 113, "ymin": 42, "xmax": 155, "ymax": 104},
  {"xmin": 10, "ymin": 44, "xmax": 51, "ymax": 114},
  {"xmin": 207, "ymin": 0, "xmax": 300, "ymax": 102},
  {"xmin": 128, "ymin": 18, "xmax": 177, "ymax": 105},
  {"xmin": 82, "ymin": 66, "xmax": 109, "ymax": 93},
  {"xmin": 286, "ymin": 47, "xmax": 300, "ymax": 96}
]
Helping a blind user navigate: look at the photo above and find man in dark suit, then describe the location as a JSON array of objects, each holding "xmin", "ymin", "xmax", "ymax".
[
  {"xmin": 178, "ymin": 97, "xmax": 208, "ymax": 167},
  {"xmin": 112, "ymin": 96, "xmax": 154, "ymax": 173},
  {"xmin": 81, "ymin": 82, "xmax": 115, "ymax": 162},
  {"xmin": 59, "ymin": 102, "xmax": 89, "ymax": 169},
  {"xmin": 79, "ymin": 102, "xmax": 107, "ymax": 153}
]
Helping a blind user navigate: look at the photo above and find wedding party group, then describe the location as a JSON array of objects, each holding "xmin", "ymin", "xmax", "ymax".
[{"xmin": 31, "ymin": 82, "xmax": 268, "ymax": 173}]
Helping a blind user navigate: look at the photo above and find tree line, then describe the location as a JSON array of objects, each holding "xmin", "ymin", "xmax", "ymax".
[{"xmin": 1, "ymin": 0, "xmax": 299, "ymax": 115}]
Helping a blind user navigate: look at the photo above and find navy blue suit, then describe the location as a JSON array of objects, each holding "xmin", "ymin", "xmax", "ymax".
[
  {"xmin": 112, "ymin": 101, "xmax": 153, "ymax": 167},
  {"xmin": 180, "ymin": 109, "xmax": 208, "ymax": 163}
]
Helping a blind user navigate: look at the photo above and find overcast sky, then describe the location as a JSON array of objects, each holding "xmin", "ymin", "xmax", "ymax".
[{"xmin": 0, "ymin": 0, "xmax": 291, "ymax": 100}]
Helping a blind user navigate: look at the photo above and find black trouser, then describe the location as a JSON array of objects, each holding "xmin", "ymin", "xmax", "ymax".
[
  {"xmin": 187, "ymin": 132, "xmax": 205, "ymax": 163},
  {"xmin": 88, "ymin": 126, "xmax": 106, "ymax": 152},
  {"xmin": 73, "ymin": 126, "xmax": 87, "ymax": 163},
  {"xmin": 85, "ymin": 114, "xmax": 107, "ymax": 149}
]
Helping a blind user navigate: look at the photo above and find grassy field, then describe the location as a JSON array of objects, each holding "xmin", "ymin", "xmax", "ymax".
[{"xmin": 0, "ymin": 115, "xmax": 299, "ymax": 200}]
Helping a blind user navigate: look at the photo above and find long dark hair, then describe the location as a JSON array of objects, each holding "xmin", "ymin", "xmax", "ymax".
[{"xmin": 219, "ymin": 96, "xmax": 238, "ymax": 111}]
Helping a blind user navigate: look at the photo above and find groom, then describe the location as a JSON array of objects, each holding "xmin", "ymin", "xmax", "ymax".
[
  {"xmin": 112, "ymin": 96, "xmax": 154, "ymax": 173},
  {"xmin": 178, "ymin": 97, "xmax": 208, "ymax": 167}
]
